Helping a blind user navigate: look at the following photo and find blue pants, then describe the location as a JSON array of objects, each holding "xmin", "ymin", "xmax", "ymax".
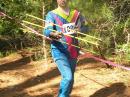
[{"xmin": 52, "ymin": 49, "xmax": 77, "ymax": 97}]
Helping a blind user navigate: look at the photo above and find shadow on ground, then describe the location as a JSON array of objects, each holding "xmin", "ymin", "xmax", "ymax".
[
  {"xmin": 77, "ymin": 57, "xmax": 110, "ymax": 70},
  {"xmin": 0, "ymin": 66, "xmax": 60, "ymax": 97},
  {"xmin": 0, "ymin": 56, "xmax": 31, "ymax": 73},
  {"xmin": 90, "ymin": 82, "xmax": 128, "ymax": 97},
  {"xmin": 0, "ymin": 54, "xmax": 124, "ymax": 97}
]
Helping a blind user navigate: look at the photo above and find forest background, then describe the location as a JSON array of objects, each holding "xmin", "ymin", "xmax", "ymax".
[{"xmin": 0, "ymin": 0, "xmax": 130, "ymax": 65}]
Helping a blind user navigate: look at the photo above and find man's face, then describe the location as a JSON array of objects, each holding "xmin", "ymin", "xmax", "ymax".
[{"xmin": 57, "ymin": 0, "xmax": 69, "ymax": 7}]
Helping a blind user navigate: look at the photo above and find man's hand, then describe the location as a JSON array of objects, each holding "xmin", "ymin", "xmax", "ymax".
[{"xmin": 50, "ymin": 32, "xmax": 63, "ymax": 40}]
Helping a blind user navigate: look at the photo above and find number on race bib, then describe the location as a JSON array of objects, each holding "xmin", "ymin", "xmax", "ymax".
[{"xmin": 63, "ymin": 23, "xmax": 76, "ymax": 35}]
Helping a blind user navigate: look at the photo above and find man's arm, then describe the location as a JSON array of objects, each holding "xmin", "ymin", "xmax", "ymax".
[{"xmin": 43, "ymin": 12, "xmax": 62, "ymax": 40}]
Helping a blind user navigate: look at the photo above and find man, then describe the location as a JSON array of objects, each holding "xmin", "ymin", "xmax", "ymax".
[{"xmin": 44, "ymin": 0, "xmax": 87, "ymax": 97}]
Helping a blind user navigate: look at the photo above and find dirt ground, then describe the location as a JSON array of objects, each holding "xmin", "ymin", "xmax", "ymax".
[{"xmin": 0, "ymin": 53, "xmax": 130, "ymax": 97}]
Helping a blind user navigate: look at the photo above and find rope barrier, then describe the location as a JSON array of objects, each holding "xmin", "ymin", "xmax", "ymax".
[
  {"xmin": 26, "ymin": 14, "xmax": 102, "ymax": 41},
  {"xmin": 21, "ymin": 23, "xmax": 130, "ymax": 71},
  {"xmin": 22, "ymin": 20, "xmax": 99, "ymax": 46},
  {"xmin": 1, "ymin": 11, "xmax": 130, "ymax": 71}
]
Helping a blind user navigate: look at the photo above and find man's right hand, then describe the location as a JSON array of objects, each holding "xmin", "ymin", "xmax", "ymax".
[{"xmin": 49, "ymin": 32, "xmax": 63, "ymax": 40}]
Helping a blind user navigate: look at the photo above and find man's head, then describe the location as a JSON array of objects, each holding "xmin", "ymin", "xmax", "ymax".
[{"xmin": 57, "ymin": 0, "xmax": 69, "ymax": 8}]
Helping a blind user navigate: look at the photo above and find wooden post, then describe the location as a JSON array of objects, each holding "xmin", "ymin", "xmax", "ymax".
[
  {"xmin": 127, "ymin": 33, "xmax": 130, "ymax": 45},
  {"xmin": 42, "ymin": 2, "xmax": 48, "ymax": 69}
]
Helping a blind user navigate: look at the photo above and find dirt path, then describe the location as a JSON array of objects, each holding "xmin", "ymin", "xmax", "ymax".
[{"xmin": 0, "ymin": 53, "xmax": 130, "ymax": 97}]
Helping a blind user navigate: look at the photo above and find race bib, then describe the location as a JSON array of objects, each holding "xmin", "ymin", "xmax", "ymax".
[{"xmin": 62, "ymin": 23, "xmax": 76, "ymax": 35}]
